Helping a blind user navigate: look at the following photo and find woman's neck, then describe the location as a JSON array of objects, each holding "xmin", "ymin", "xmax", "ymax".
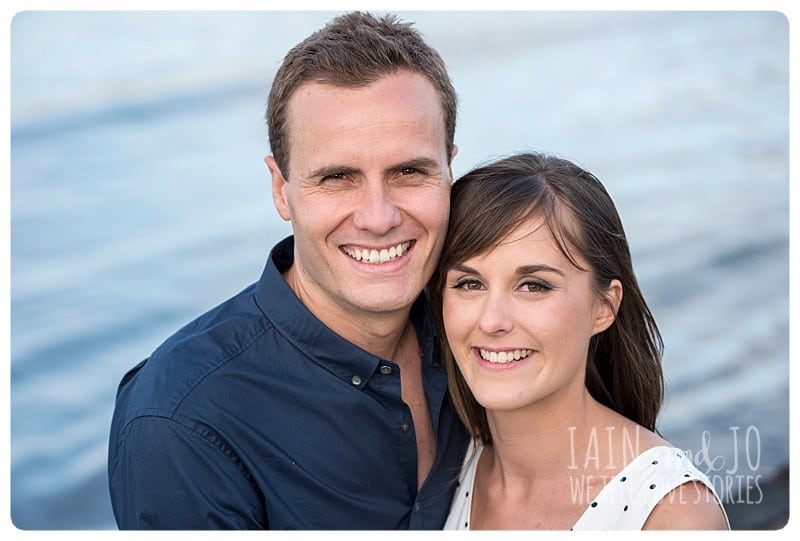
[{"xmin": 484, "ymin": 386, "xmax": 603, "ymax": 485}]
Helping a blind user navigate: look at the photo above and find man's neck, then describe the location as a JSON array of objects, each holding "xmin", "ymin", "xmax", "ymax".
[
  {"xmin": 344, "ymin": 314, "xmax": 415, "ymax": 362},
  {"xmin": 283, "ymin": 264, "xmax": 415, "ymax": 361}
]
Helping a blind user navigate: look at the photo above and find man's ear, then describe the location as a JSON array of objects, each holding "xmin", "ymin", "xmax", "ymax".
[
  {"xmin": 265, "ymin": 155, "xmax": 291, "ymax": 221},
  {"xmin": 448, "ymin": 144, "xmax": 459, "ymax": 183},
  {"xmin": 593, "ymin": 279, "xmax": 622, "ymax": 335}
]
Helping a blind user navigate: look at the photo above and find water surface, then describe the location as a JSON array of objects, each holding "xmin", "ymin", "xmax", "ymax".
[{"xmin": 9, "ymin": 11, "xmax": 789, "ymax": 529}]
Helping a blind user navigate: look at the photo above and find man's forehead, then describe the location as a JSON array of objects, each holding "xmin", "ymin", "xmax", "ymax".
[
  {"xmin": 283, "ymin": 72, "xmax": 449, "ymax": 172},
  {"xmin": 286, "ymin": 71, "xmax": 442, "ymax": 121}
]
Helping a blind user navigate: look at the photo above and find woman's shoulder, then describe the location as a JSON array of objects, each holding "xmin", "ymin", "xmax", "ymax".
[
  {"xmin": 574, "ymin": 443, "xmax": 729, "ymax": 529},
  {"xmin": 637, "ymin": 445, "xmax": 730, "ymax": 530},
  {"xmin": 642, "ymin": 477, "xmax": 730, "ymax": 530},
  {"xmin": 572, "ymin": 412, "xmax": 729, "ymax": 530},
  {"xmin": 443, "ymin": 440, "xmax": 484, "ymax": 530}
]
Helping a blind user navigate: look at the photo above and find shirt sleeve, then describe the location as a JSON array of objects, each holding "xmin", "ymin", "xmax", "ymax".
[{"xmin": 108, "ymin": 414, "xmax": 266, "ymax": 529}]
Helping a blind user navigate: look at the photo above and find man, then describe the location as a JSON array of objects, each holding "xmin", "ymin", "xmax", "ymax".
[{"xmin": 108, "ymin": 12, "xmax": 468, "ymax": 529}]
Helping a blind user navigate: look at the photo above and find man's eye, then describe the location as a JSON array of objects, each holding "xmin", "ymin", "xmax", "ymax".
[{"xmin": 323, "ymin": 172, "xmax": 347, "ymax": 181}]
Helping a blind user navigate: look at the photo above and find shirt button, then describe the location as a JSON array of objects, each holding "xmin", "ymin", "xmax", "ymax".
[
  {"xmin": 351, "ymin": 375, "xmax": 362, "ymax": 386},
  {"xmin": 379, "ymin": 365, "xmax": 392, "ymax": 375},
  {"xmin": 399, "ymin": 421, "xmax": 410, "ymax": 433}
]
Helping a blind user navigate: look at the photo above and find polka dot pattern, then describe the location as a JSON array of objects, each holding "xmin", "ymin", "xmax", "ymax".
[
  {"xmin": 572, "ymin": 445, "xmax": 726, "ymax": 530},
  {"xmin": 443, "ymin": 443, "xmax": 728, "ymax": 531}
]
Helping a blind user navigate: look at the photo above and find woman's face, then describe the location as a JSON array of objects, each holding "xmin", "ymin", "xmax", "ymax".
[{"xmin": 442, "ymin": 217, "xmax": 621, "ymax": 414}]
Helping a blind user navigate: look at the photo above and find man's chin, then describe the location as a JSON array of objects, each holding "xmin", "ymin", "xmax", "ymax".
[{"xmin": 345, "ymin": 287, "xmax": 421, "ymax": 316}]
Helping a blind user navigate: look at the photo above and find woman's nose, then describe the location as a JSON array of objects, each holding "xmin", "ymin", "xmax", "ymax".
[{"xmin": 478, "ymin": 293, "xmax": 514, "ymax": 335}]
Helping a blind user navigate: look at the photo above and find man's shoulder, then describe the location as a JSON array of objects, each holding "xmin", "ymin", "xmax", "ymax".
[{"xmin": 112, "ymin": 282, "xmax": 274, "ymax": 424}]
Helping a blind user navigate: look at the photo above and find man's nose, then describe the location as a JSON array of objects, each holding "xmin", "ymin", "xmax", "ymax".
[{"xmin": 352, "ymin": 182, "xmax": 403, "ymax": 235}]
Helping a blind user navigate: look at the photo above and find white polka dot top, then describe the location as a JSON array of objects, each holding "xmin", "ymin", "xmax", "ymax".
[{"xmin": 443, "ymin": 441, "xmax": 729, "ymax": 530}]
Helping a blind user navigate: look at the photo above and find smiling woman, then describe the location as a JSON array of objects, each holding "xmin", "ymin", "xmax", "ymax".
[
  {"xmin": 429, "ymin": 152, "xmax": 730, "ymax": 530},
  {"xmin": 442, "ymin": 218, "xmax": 622, "ymax": 415}
]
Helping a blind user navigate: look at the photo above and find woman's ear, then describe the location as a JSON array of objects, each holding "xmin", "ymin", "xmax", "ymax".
[{"xmin": 593, "ymin": 279, "xmax": 623, "ymax": 335}]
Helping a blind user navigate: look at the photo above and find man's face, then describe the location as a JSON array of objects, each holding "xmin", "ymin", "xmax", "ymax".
[{"xmin": 266, "ymin": 70, "xmax": 456, "ymax": 322}]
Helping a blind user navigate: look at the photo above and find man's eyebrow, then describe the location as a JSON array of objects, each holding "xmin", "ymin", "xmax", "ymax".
[
  {"xmin": 388, "ymin": 157, "xmax": 441, "ymax": 172},
  {"xmin": 307, "ymin": 157, "xmax": 443, "ymax": 180},
  {"xmin": 306, "ymin": 165, "xmax": 360, "ymax": 179}
]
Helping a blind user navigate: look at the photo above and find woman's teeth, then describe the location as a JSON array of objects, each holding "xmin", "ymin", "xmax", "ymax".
[{"xmin": 479, "ymin": 348, "xmax": 534, "ymax": 364}]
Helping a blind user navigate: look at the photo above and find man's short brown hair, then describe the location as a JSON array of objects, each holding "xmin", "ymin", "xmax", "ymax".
[{"xmin": 266, "ymin": 11, "xmax": 457, "ymax": 178}]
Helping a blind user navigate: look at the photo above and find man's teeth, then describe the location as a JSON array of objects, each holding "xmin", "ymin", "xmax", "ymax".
[
  {"xmin": 479, "ymin": 349, "xmax": 534, "ymax": 364},
  {"xmin": 343, "ymin": 242, "xmax": 410, "ymax": 264}
]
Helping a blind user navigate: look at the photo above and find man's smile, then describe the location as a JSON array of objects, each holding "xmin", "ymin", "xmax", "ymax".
[{"xmin": 341, "ymin": 241, "xmax": 413, "ymax": 264}]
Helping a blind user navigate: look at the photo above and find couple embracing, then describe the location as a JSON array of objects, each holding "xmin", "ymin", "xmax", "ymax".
[{"xmin": 108, "ymin": 12, "xmax": 728, "ymax": 531}]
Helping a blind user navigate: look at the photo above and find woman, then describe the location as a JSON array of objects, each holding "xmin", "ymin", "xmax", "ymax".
[{"xmin": 430, "ymin": 153, "xmax": 729, "ymax": 530}]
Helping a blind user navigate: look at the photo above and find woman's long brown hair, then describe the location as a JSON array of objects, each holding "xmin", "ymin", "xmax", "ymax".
[{"xmin": 430, "ymin": 153, "xmax": 664, "ymax": 444}]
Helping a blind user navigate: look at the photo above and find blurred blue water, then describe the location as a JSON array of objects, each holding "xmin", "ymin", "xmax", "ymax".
[{"xmin": 9, "ymin": 11, "xmax": 789, "ymax": 529}]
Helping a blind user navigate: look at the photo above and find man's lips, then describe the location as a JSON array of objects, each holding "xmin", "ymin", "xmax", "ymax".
[{"xmin": 341, "ymin": 241, "xmax": 413, "ymax": 264}]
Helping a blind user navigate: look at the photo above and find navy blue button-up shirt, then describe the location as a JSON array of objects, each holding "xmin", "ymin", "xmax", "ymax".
[{"xmin": 108, "ymin": 236, "xmax": 469, "ymax": 529}]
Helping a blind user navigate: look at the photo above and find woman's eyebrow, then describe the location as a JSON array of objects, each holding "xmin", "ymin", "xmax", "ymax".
[
  {"xmin": 449, "ymin": 263, "xmax": 565, "ymax": 276},
  {"xmin": 516, "ymin": 264, "xmax": 565, "ymax": 277},
  {"xmin": 449, "ymin": 263, "xmax": 479, "ymax": 274}
]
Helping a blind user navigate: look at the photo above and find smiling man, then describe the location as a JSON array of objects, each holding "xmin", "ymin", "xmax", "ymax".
[{"xmin": 108, "ymin": 12, "xmax": 468, "ymax": 529}]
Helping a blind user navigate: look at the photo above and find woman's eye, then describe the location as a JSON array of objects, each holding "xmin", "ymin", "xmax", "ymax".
[
  {"xmin": 453, "ymin": 278, "xmax": 483, "ymax": 291},
  {"xmin": 521, "ymin": 281, "xmax": 549, "ymax": 293}
]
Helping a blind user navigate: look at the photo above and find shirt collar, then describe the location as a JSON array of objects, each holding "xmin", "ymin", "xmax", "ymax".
[{"xmin": 253, "ymin": 236, "xmax": 440, "ymax": 388}]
